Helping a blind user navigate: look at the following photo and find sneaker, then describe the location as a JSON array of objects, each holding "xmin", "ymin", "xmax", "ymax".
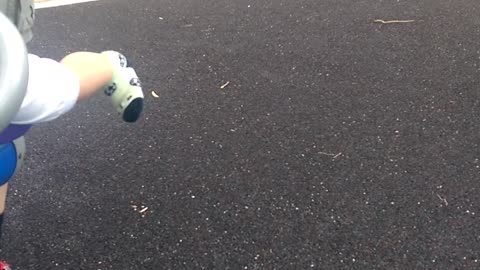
[
  {"xmin": 0, "ymin": 261, "xmax": 11, "ymax": 270},
  {"xmin": 102, "ymin": 51, "xmax": 144, "ymax": 123}
]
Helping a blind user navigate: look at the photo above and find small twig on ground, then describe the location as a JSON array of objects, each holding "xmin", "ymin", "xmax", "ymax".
[
  {"xmin": 436, "ymin": 194, "xmax": 448, "ymax": 206},
  {"xmin": 333, "ymin": 152, "xmax": 343, "ymax": 159},
  {"xmin": 220, "ymin": 81, "xmax": 230, "ymax": 89},
  {"xmin": 319, "ymin": 152, "xmax": 343, "ymax": 160},
  {"xmin": 374, "ymin": 19, "xmax": 415, "ymax": 24}
]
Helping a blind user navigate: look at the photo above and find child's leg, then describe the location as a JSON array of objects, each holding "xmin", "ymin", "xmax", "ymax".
[
  {"xmin": 60, "ymin": 52, "xmax": 114, "ymax": 101},
  {"xmin": 60, "ymin": 51, "xmax": 144, "ymax": 122},
  {"xmin": 0, "ymin": 137, "xmax": 26, "ymax": 242},
  {"xmin": 0, "ymin": 183, "xmax": 7, "ymax": 251},
  {"xmin": 0, "ymin": 183, "xmax": 7, "ymax": 230}
]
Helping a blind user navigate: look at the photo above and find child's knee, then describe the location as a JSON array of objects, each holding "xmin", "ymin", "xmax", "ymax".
[{"xmin": 0, "ymin": 137, "xmax": 26, "ymax": 185}]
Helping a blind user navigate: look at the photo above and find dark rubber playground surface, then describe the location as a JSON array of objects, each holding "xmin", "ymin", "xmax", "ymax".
[{"xmin": 3, "ymin": 0, "xmax": 480, "ymax": 269}]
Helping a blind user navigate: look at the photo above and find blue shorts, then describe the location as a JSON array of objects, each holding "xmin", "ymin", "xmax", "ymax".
[{"xmin": 0, "ymin": 137, "xmax": 25, "ymax": 185}]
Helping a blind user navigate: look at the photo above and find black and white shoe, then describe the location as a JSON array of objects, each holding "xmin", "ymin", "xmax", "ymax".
[{"xmin": 102, "ymin": 51, "xmax": 144, "ymax": 123}]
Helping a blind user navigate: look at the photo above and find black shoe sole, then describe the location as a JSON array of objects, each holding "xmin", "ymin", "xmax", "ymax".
[{"xmin": 122, "ymin": 97, "xmax": 144, "ymax": 123}]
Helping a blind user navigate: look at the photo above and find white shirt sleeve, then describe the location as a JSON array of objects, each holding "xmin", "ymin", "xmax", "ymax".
[{"xmin": 11, "ymin": 54, "xmax": 80, "ymax": 125}]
